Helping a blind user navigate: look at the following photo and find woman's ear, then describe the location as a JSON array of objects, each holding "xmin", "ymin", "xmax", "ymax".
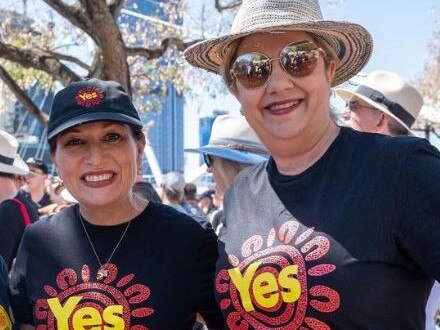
[
  {"xmin": 326, "ymin": 60, "xmax": 337, "ymax": 84},
  {"xmin": 138, "ymin": 134, "xmax": 146, "ymax": 154}
]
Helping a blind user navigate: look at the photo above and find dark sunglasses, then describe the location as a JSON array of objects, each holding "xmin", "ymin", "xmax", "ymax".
[
  {"xmin": 203, "ymin": 154, "xmax": 213, "ymax": 168},
  {"xmin": 346, "ymin": 101, "xmax": 377, "ymax": 112},
  {"xmin": 230, "ymin": 41, "xmax": 325, "ymax": 89}
]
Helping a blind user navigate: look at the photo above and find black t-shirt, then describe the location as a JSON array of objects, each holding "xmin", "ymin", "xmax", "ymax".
[
  {"xmin": 0, "ymin": 190, "xmax": 39, "ymax": 270},
  {"xmin": 10, "ymin": 202, "xmax": 224, "ymax": 329},
  {"xmin": 217, "ymin": 127, "xmax": 440, "ymax": 329},
  {"xmin": 0, "ymin": 256, "xmax": 14, "ymax": 329}
]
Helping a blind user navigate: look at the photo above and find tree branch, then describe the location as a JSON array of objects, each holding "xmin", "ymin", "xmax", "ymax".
[
  {"xmin": 0, "ymin": 64, "xmax": 49, "ymax": 126},
  {"xmin": 41, "ymin": 49, "xmax": 91, "ymax": 71},
  {"xmin": 42, "ymin": 0, "xmax": 94, "ymax": 41},
  {"xmin": 108, "ymin": 0, "xmax": 126, "ymax": 18},
  {"xmin": 0, "ymin": 42, "xmax": 81, "ymax": 86},
  {"xmin": 215, "ymin": 0, "xmax": 242, "ymax": 11},
  {"xmin": 126, "ymin": 38, "xmax": 201, "ymax": 59}
]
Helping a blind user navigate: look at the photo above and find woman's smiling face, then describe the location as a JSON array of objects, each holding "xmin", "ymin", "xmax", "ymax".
[
  {"xmin": 232, "ymin": 31, "xmax": 336, "ymax": 153},
  {"xmin": 51, "ymin": 121, "xmax": 144, "ymax": 208}
]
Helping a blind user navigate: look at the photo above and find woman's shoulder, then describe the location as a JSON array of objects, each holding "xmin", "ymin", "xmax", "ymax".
[
  {"xmin": 341, "ymin": 126, "xmax": 422, "ymax": 148},
  {"xmin": 339, "ymin": 126, "xmax": 434, "ymax": 159}
]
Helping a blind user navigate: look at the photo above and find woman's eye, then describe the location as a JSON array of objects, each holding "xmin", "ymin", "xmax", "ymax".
[
  {"xmin": 65, "ymin": 138, "xmax": 82, "ymax": 146},
  {"xmin": 106, "ymin": 133, "xmax": 121, "ymax": 142}
]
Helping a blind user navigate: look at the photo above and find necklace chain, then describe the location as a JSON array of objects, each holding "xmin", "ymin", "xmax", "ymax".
[{"xmin": 78, "ymin": 211, "xmax": 131, "ymax": 281}]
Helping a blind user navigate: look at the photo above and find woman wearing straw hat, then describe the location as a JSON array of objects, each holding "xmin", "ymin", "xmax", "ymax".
[
  {"xmin": 9, "ymin": 79, "xmax": 223, "ymax": 329},
  {"xmin": 185, "ymin": 0, "xmax": 440, "ymax": 328}
]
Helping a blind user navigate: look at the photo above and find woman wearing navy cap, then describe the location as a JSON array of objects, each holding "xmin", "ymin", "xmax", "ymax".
[{"xmin": 10, "ymin": 79, "xmax": 223, "ymax": 329}]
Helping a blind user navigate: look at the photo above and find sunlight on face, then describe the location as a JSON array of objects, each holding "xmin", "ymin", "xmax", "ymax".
[
  {"xmin": 51, "ymin": 121, "xmax": 144, "ymax": 208},
  {"xmin": 232, "ymin": 31, "xmax": 336, "ymax": 154}
]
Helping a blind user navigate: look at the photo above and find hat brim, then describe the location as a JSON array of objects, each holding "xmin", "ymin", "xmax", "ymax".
[
  {"xmin": 185, "ymin": 145, "xmax": 268, "ymax": 165},
  {"xmin": 184, "ymin": 21, "xmax": 373, "ymax": 87},
  {"xmin": 0, "ymin": 157, "xmax": 29, "ymax": 175},
  {"xmin": 336, "ymin": 88, "xmax": 415, "ymax": 135},
  {"xmin": 47, "ymin": 112, "xmax": 143, "ymax": 140}
]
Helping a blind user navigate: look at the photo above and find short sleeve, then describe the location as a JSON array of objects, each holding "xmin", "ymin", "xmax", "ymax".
[{"xmin": 395, "ymin": 140, "xmax": 440, "ymax": 279}]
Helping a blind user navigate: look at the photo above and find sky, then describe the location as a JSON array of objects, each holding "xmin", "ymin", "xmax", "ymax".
[{"xmin": 322, "ymin": 0, "xmax": 439, "ymax": 83}]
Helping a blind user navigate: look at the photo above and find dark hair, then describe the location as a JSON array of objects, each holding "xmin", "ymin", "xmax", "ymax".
[
  {"xmin": 26, "ymin": 157, "xmax": 48, "ymax": 174},
  {"xmin": 184, "ymin": 183, "xmax": 197, "ymax": 199},
  {"xmin": 48, "ymin": 123, "xmax": 144, "ymax": 153}
]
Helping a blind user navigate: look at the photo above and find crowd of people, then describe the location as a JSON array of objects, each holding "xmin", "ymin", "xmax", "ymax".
[{"xmin": 0, "ymin": 0, "xmax": 439, "ymax": 328}]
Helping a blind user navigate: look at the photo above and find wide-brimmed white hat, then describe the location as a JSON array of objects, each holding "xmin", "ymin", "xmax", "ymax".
[
  {"xmin": 185, "ymin": 114, "xmax": 269, "ymax": 165},
  {"xmin": 335, "ymin": 70, "xmax": 424, "ymax": 133},
  {"xmin": 0, "ymin": 130, "xmax": 29, "ymax": 176},
  {"xmin": 184, "ymin": 0, "xmax": 373, "ymax": 86}
]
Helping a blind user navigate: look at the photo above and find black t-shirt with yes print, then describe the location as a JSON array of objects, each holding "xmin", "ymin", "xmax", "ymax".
[
  {"xmin": 10, "ymin": 202, "xmax": 223, "ymax": 329},
  {"xmin": 217, "ymin": 127, "xmax": 440, "ymax": 329}
]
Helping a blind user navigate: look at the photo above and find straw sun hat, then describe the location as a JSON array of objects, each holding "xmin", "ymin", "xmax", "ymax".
[{"xmin": 184, "ymin": 0, "xmax": 373, "ymax": 86}]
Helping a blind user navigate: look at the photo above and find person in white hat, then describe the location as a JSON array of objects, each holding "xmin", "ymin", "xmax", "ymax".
[
  {"xmin": 185, "ymin": 114, "xmax": 269, "ymax": 233},
  {"xmin": 336, "ymin": 70, "xmax": 424, "ymax": 136},
  {"xmin": 0, "ymin": 129, "xmax": 39, "ymax": 270},
  {"xmin": 185, "ymin": 0, "xmax": 440, "ymax": 328}
]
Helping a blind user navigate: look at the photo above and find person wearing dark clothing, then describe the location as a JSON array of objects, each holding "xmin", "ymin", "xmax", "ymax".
[
  {"xmin": 0, "ymin": 190, "xmax": 39, "ymax": 270},
  {"xmin": 10, "ymin": 79, "xmax": 223, "ymax": 329},
  {"xmin": 24, "ymin": 158, "xmax": 53, "ymax": 210},
  {"xmin": 0, "ymin": 130, "xmax": 39, "ymax": 270}
]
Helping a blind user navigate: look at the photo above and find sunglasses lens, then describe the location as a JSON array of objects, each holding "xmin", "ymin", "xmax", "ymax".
[
  {"xmin": 231, "ymin": 53, "xmax": 271, "ymax": 89},
  {"xmin": 347, "ymin": 101, "xmax": 359, "ymax": 111},
  {"xmin": 281, "ymin": 41, "xmax": 319, "ymax": 78}
]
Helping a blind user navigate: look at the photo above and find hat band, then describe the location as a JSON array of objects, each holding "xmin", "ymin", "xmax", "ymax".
[
  {"xmin": 356, "ymin": 86, "xmax": 415, "ymax": 127},
  {"xmin": 0, "ymin": 154, "xmax": 14, "ymax": 166},
  {"xmin": 211, "ymin": 141, "xmax": 267, "ymax": 154}
]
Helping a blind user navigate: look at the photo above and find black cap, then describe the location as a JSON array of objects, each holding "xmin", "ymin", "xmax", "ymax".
[
  {"xmin": 47, "ymin": 78, "xmax": 143, "ymax": 140},
  {"xmin": 26, "ymin": 157, "xmax": 48, "ymax": 174}
]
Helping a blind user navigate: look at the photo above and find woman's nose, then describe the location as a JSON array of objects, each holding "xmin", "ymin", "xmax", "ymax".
[{"xmin": 265, "ymin": 60, "xmax": 296, "ymax": 93}]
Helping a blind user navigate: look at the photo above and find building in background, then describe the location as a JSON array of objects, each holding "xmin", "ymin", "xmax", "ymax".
[{"xmin": 123, "ymin": 0, "xmax": 185, "ymax": 176}]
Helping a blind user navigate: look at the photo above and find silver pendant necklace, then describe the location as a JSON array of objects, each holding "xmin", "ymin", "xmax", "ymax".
[{"xmin": 78, "ymin": 211, "xmax": 131, "ymax": 281}]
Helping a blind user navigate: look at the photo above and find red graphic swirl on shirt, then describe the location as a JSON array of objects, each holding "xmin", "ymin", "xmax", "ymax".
[
  {"xmin": 216, "ymin": 220, "xmax": 340, "ymax": 329},
  {"xmin": 34, "ymin": 263, "xmax": 154, "ymax": 329}
]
